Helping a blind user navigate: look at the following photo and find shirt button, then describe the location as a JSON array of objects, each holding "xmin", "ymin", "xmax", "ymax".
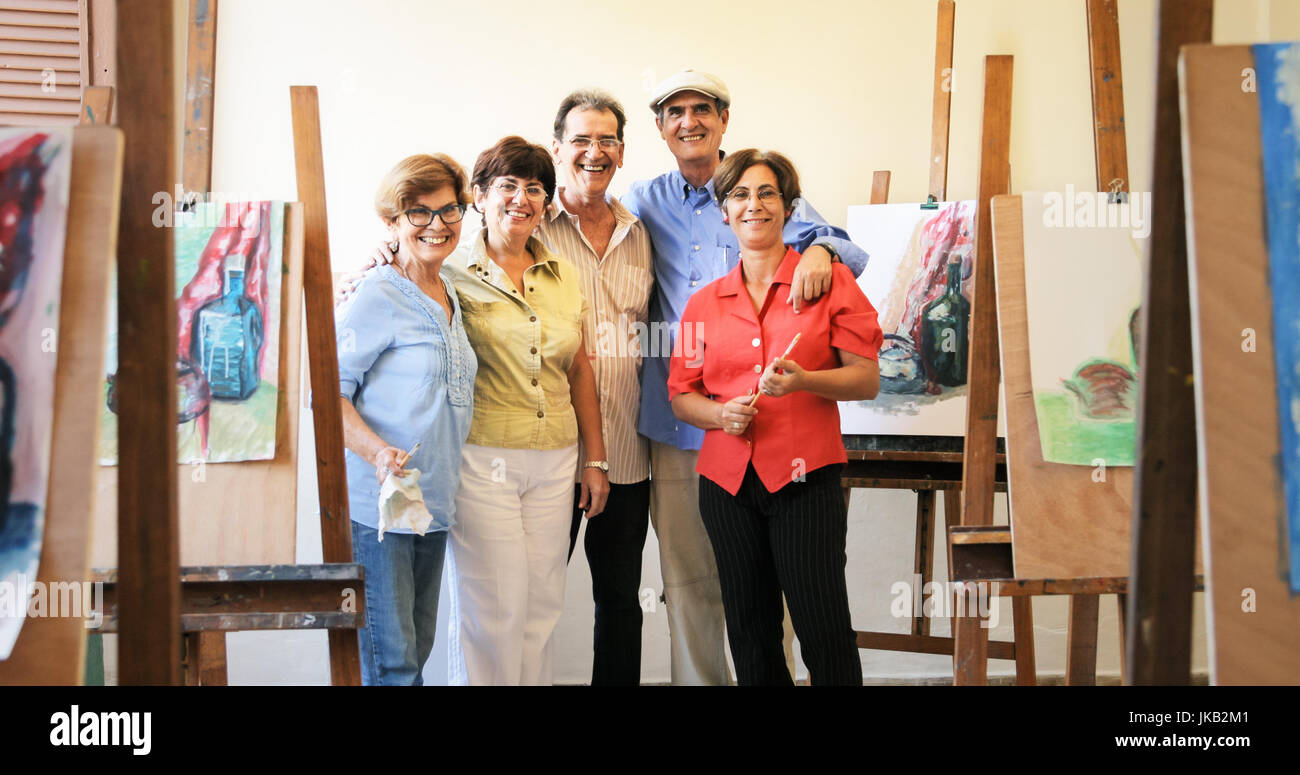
[
  {"xmin": 528, "ymin": 287, "xmax": 535, "ymax": 293},
  {"xmin": 529, "ymin": 316, "xmax": 537, "ymax": 322},
  {"xmin": 690, "ymin": 281, "xmax": 698, "ymax": 287},
  {"xmin": 530, "ymin": 346, "xmax": 538, "ymax": 354},
  {"xmin": 751, "ymin": 338, "xmax": 760, "ymax": 347},
  {"xmin": 754, "ymin": 364, "xmax": 762, "ymax": 373},
  {"xmin": 531, "ymin": 378, "xmax": 538, "ymax": 386},
  {"xmin": 695, "ymin": 209, "xmax": 702, "ymax": 215},
  {"xmin": 537, "ymin": 411, "xmax": 544, "ymax": 418},
  {"xmin": 693, "ymin": 244, "xmax": 700, "ymax": 251}
]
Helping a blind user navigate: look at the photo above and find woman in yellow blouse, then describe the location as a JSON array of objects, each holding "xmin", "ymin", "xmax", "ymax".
[{"xmin": 444, "ymin": 136, "xmax": 609, "ymax": 685}]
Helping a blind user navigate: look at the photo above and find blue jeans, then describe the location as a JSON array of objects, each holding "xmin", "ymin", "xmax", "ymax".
[{"xmin": 352, "ymin": 521, "xmax": 448, "ymax": 686}]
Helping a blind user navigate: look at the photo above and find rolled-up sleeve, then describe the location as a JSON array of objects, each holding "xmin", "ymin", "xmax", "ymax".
[
  {"xmin": 667, "ymin": 293, "xmax": 709, "ymax": 401},
  {"xmin": 827, "ymin": 265, "xmax": 883, "ymax": 361},
  {"xmin": 335, "ymin": 281, "xmax": 394, "ymax": 402}
]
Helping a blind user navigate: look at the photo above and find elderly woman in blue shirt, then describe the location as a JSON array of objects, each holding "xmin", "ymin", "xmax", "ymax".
[{"xmin": 336, "ymin": 153, "xmax": 478, "ymax": 685}]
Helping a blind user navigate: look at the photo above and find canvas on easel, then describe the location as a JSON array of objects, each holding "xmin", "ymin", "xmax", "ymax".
[
  {"xmin": 0, "ymin": 128, "xmax": 72, "ymax": 661},
  {"xmin": 0, "ymin": 127, "xmax": 123, "ymax": 684}
]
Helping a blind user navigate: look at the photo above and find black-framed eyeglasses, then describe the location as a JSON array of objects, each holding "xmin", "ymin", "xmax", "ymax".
[
  {"xmin": 404, "ymin": 203, "xmax": 467, "ymax": 227},
  {"xmin": 566, "ymin": 136, "xmax": 623, "ymax": 151}
]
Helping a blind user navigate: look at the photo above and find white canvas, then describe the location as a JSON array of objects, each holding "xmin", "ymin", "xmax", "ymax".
[
  {"xmin": 841, "ymin": 201, "xmax": 977, "ymax": 436},
  {"xmin": 1020, "ymin": 191, "xmax": 1143, "ymax": 466}
]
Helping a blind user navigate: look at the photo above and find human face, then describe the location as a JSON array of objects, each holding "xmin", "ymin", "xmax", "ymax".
[
  {"xmin": 474, "ymin": 174, "xmax": 546, "ymax": 243},
  {"xmin": 655, "ymin": 90, "xmax": 729, "ymax": 167},
  {"xmin": 724, "ymin": 163, "xmax": 787, "ymax": 251},
  {"xmin": 553, "ymin": 108, "xmax": 624, "ymax": 198},
  {"xmin": 389, "ymin": 186, "xmax": 462, "ymax": 267}
]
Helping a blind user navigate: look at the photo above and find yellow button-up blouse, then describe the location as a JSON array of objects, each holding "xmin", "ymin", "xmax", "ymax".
[{"xmin": 446, "ymin": 229, "xmax": 588, "ymax": 450}]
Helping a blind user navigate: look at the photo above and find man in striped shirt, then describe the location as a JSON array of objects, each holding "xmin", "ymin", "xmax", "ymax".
[{"xmin": 546, "ymin": 90, "xmax": 655, "ymax": 686}]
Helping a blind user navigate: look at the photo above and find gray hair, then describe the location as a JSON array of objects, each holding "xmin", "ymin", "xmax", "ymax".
[{"xmin": 553, "ymin": 89, "xmax": 628, "ymax": 142}]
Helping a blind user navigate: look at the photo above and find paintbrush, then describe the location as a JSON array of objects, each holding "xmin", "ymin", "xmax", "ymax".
[
  {"xmin": 398, "ymin": 441, "xmax": 421, "ymax": 469},
  {"xmin": 750, "ymin": 332, "xmax": 802, "ymax": 407}
]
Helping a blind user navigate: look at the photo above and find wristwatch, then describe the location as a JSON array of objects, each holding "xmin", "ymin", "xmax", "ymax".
[
  {"xmin": 584, "ymin": 460, "xmax": 610, "ymax": 473},
  {"xmin": 816, "ymin": 242, "xmax": 841, "ymax": 262}
]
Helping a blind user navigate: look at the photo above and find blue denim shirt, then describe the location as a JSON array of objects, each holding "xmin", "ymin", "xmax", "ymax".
[
  {"xmin": 623, "ymin": 169, "xmax": 868, "ymax": 450},
  {"xmin": 336, "ymin": 265, "xmax": 477, "ymax": 533}
]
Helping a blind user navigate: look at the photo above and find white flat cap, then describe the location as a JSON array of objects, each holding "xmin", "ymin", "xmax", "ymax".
[{"xmin": 648, "ymin": 69, "xmax": 731, "ymax": 112}]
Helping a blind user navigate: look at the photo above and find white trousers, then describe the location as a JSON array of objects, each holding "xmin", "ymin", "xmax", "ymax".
[{"xmin": 448, "ymin": 443, "xmax": 578, "ymax": 685}]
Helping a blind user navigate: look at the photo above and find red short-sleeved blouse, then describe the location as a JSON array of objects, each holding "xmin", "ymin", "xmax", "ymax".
[{"xmin": 668, "ymin": 247, "xmax": 883, "ymax": 496}]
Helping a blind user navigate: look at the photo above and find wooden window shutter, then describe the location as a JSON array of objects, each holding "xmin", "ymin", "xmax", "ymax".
[{"xmin": 0, "ymin": 0, "xmax": 88, "ymax": 126}]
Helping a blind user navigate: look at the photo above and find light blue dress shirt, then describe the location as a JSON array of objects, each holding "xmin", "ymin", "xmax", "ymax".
[
  {"xmin": 336, "ymin": 264, "xmax": 477, "ymax": 533},
  {"xmin": 624, "ymin": 168, "xmax": 868, "ymax": 450}
]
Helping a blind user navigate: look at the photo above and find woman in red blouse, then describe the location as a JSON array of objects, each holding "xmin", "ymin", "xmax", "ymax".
[{"xmin": 667, "ymin": 149, "xmax": 882, "ymax": 685}]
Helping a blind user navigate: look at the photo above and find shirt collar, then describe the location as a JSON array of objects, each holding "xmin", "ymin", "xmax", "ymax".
[
  {"xmin": 465, "ymin": 227, "xmax": 562, "ymax": 279},
  {"xmin": 716, "ymin": 246, "xmax": 801, "ymax": 297},
  {"xmin": 670, "ymin": 168, "xmax": 717, "ymax": 203},
  {"xmin": 548, "ymin": 186, "xmax": 637, "ymax": 229}
]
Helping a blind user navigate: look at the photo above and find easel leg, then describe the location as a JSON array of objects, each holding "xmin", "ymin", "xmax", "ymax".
[
  {"xmin": 1012, "ymin": 597, "xmax": 1036, "ymax": 686},
  {"xmin": 952, "ymin": 586, "xmax": 989, "ymax": 686},
  {"xmin": 1116, "ymin": 593, "xmax": 1128, "ymax": 680},
  {"xmin": 197, "ymin": 632, "xmax": 228, "ymax": 686},
  {"xmin": 1066, "ymin": 594, "xmax": 1100, "ymax": 685},
  {"xmin": 182, "ymin": 633, "xmax": 200, "ymax": 686},
  {"xmin": 913, "ymin": 490, "xmax": 936, "ymax": 637}
]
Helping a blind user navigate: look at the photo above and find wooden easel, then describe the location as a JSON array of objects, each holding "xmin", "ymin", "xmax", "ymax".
[
  {"xmin": 1179, "ymin": 41, "xmax": 1300, "ymax": 685},
  {"xmin": 841, "ymin": 0, "xmax": 1025, "ymax": 671},
  {"xmin": 1125, "ymin": 0, "xmax": 1213, "ymax": 685},
  {"xmin": 950, "ymin": 1, "xmax": 1210, "ymax": 686},
  {"xmin": 0, "ymin": 126, "xmax": 124, "ymax": 685},
  {"xmin": 87, "ymin": 1, "xmax": 364, "ymax": 686}
]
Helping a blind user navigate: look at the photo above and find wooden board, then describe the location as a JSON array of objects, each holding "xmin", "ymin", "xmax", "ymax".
[
  {"xmin": 181, "ymin": 0, "xmax": 216, "ymax": 194},
  {"xmin": 1127, "ymin": 0, "xmax": 1212, "ymax": 686},
  {"xmin": 1086, "ymin": 0, "xmax": 1130, "ymax": 194},
  {"xmin": 92, "ymin": 205, "xmax": 304, "ymax": 567},
  {"xmin": 1180, "ymin": 43, "xmax": 1300, "ymax": 685},
  {"xmin": 114, "ymin": 0, "xmax": 179, "ymax": 686},
  {"xmin": 0, "ymin": 127, "xmax": 122, "ymax": 686},
  {"xmin": 989, "ymin": 195, "xmax": 1134, "ymax": 579},
  {"xmin": 928, "ymin": 0, "xmax": 954, "ymax": 201},
  {"xmin": 959, "ymin": 54, "xmax": 1013, "ymax": 529},
  {"xmin": 290, "ymin": 85, "xmax": 361, "ymax": 686}
]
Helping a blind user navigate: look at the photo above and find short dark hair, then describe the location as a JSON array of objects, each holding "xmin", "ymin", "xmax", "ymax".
[
  {"xmin": 471, "ymin": 136, "xmax": 556, "ymax": 206},
  {"xmin": 712, "ymin": 149, "xmax": 802, "ymax": 220},
  {"xmin": 553, "ymin": 89, "xmax": 627, "ymax": 142},
  {"xmin": 654, "ymin": 94, "xmax": 726, "ymax": 125}
]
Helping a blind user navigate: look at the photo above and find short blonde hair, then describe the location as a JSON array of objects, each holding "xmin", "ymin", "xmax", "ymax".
[{"xmin": 374, "ymin": 153, "xmax": 470, "ymax": 223}]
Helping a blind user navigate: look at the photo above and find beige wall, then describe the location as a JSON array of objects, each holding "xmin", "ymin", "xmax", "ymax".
[{"xmin": 184, "ymin": 0, "xmax": 1300, "ymax": 684}]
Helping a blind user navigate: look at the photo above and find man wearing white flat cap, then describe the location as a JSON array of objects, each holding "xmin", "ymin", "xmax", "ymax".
[{"xmin": 625, "ymin": 68, "xmax": 868, "ymax": 686}]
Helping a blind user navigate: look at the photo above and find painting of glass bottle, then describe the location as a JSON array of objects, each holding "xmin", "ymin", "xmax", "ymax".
[
  {"xmin": 920, "ymin": 252, "xmax": 970, "ymax": 388},
  {"xmin": 192, "ymin": 251, "xmax": 265, "ymax": 400}
]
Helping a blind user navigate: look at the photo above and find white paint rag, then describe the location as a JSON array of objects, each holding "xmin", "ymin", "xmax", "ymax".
[{"xmin": 376, "ymin": 468, "xmax": 433, "ymax": 541}]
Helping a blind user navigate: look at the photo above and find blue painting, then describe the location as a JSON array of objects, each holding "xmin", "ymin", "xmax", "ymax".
[
  {"xmin": 0, "ymin": 128, "xmax": 71, "ymax": 659},
  {"xmin": 1253, "ymin": 42, "xmax": 1300, "ymax": 594}
]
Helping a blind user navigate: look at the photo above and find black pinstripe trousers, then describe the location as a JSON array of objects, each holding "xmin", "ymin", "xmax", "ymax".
[{"xmin": 698, "ymin": 463, "xmax": 862, "ymax": 686}]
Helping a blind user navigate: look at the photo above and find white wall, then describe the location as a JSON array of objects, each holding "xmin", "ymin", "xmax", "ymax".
[{"xmin": 167, "ymin": 0, "xmax": 1300, "ymax": 685}]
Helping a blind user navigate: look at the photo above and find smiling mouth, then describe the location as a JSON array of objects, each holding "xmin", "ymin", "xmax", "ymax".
[
  {"xmin": 678, "ymin": 134, "xmax": 705, "ymax": 143},
  {"xmin": 581, "ymin": 164, "xmax": 608, "ymax": 172},
  {"xmin": 505, "ymin": 209, "xmax": 531, "ymax": 220},
  {"xmin": 741, "ymin": 217, "xmax": 772, "ymax": 224},
  {"xmin": 418, "ymin": 235, "xmax": 449, "ymax": 245}
]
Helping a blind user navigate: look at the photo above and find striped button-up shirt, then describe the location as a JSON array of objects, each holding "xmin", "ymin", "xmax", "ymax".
[
  {"xmin": 446, "ymin": 229, "xmax": 587, "ymax": 450},
  {"xmin": 540, "ymin": 190, "xmax": 653, "ymax": 484}
]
